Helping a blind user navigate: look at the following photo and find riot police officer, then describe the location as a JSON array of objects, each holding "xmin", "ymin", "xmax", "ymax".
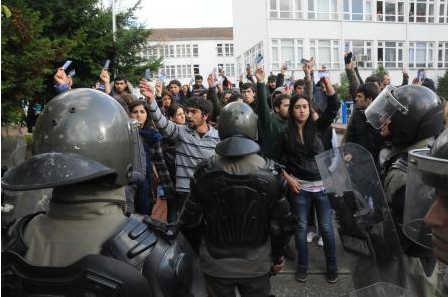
[
  {"xmin": 404, "ymin": 127, "xmax": 448, "ymax": 296},
  {"xmin": 2, "ymin": 89, "xmax": 194, "ymax": 297},
  {"xmin": 365, "ymin": 84, "xmax": 445, "ymax": 296},
  {"xmin": 178, "ymin": 102, "xmax": 295, "ymax": 297}
]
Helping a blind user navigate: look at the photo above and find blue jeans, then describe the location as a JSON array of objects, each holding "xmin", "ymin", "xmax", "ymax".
[{"xmin": 291, "ymin": 190, "xmax": 337, "ymax": 272}]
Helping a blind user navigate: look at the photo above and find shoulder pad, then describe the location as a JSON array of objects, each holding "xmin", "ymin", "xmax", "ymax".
[
  {"xmin": 2, "ymin": 212, "xmax": 44, "ymax": 256},
  {"xmin": 102, "ymin": 214, "xmax": 178, "ymax": 271},
  {"xmin": 102, "ymin": 214, "xmax": 157, "ymax": 270},
  {"xmin": 390, "ymin": 154, "xmax": 408, "ymax": 173},
  {"xmin": 192, "ymin": 156, "xmax": 219, "ymax": 181},
  {"xmin": 264, "ymin": 158, "xmax": 285, "ymax": 175}
]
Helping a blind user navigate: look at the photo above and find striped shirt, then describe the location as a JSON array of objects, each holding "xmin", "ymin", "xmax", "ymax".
[{"xmin": 148, "ymin": 99, "xmax": 220, "ymax": 193}]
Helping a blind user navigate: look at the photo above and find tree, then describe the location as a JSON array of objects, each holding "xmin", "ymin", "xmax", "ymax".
[
  {"xmin": 1, "ymin": 0, "xmax": 160, "ymax": 124},
  {"xmin": 335, "ymin": 72, "xmax": 350, "ymax": 101},
  {"xmin": 373, "ymin": 64, "xmax": 388, "ymax": 76},
  {"xmin": 437, "ymin": 70, "xmax": 448, "ymax": 100}
]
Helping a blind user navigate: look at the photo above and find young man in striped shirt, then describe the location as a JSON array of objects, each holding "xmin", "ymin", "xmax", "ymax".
[{"xmin": 140, "ymin": 79, "xmax": 220, "ymax": 221}]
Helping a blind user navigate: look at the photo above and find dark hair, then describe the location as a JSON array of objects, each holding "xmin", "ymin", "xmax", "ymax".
[
  {"xmin": 184, "ymin": 97, "xmax": 212, "ymax": 116},
  {"xmin": 288, "ymin": 94, "xmax": 316, "ymax": 154},
  {"xmin": 195, "ymin": 75, "xmax": 203, "ymax": 81},
  {"xmin": 129, "ymin": 100, "xmax": 150, "ymax": 126},
  {"xmin": 273, "ymin": 94, "xmax": 291, "ymax": 110},
  {"xmin": 167, "ymin": 103, "xmax": 184, "ymax": 119},
  {"xmin": 168, "ymin": 80, "xmax": 181, "ymax": 88},
  {"xmin": 294, "ymin": 79, "xmax": 305, "ymax": 89},
  {"xmin": 114, "ymin": 74, "xmax": 128, "ymax": 83},
  {"xmin": 120, "ymin": 94, "xmax": 136, "ymax": 109},
  {"xmin": 162, "ymin": 90, "xmax": 174, "ymax": 101},
  {"xmin": 356, "ymin": 82, "xmax": 381, "ymax": 100},
  {"xmin": 114, "ymin": 97, "xmax": 130, "ymax": 116},
  {"xmin": 365, "ymin": 75, "xmax": 382, "ymax": 86},
  {"xmin": 267, "ymin": 74, "xmax": 277, "ymax": 83},
  {"xmin": 228, "ymin": 92, "xmax": 242, "ymax": 103},
  {"xmin": 220, "ymin": 90, "xmax": 232, "ymax": 104},
  {"xmin": 241, "ymin": 83, "xmax": 255, "ymax": 92}
]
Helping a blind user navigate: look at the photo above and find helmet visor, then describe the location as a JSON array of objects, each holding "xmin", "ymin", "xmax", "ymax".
[
  {"xmin": 403, "ymin": 149, "xmax": 448, "ymax": 249},
  {"xmin": 365, "ymin": 85, "xmax": 407, "ymax": 129}
]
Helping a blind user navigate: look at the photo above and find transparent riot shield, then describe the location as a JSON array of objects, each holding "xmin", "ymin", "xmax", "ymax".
[
  {"xmin": 2, "ymin": 128, "xmax": 51, "ymax": 226},
  {"xmin": 316, "ymin": 143, "xmax": 403, "ymax": 289},
  {"xmin": 350, "ymin": 282, "xmax": 416, "ymax": 297}
]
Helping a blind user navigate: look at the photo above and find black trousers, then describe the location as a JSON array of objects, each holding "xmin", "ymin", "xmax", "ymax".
[{"xmin": 203, "ymin": 273, "xmax": 271, "ymax": 297}]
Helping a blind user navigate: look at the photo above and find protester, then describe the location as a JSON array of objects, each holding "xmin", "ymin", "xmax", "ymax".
[
  {"xmin": 129, "ymin": 101, "xmax": 162, "ymax": 215},
  {"xmin": 191, "ymin": 75, "xmax": 208, "ymax": 97},
  {"xmin": 140, "ymin": 78, "xmax": 220, "ymax": 221},
  {"xmin": 269, "ymin": 75, "xmax": 340, "ymax": 284}
]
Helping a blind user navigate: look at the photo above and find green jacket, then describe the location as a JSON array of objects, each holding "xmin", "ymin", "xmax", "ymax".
[{"xmin": 256, "ymin": 82, "xmax": 288, "ymax": 156}]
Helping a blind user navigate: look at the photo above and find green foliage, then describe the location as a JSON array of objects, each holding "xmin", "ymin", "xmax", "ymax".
[
  {"xmin": 335, "ymin": 72, "xmax": 350, "ymax": 101},
  {"xmin": 437, "ymin": 70, "xmax": 448, "ymax": 100},
  {"xmin": 1, "ymin": 0, "xmax": 160, "ymax": 124},
  {"xmin": 373, "ymin": 65, "xmax": 388, "ymax": 76}
]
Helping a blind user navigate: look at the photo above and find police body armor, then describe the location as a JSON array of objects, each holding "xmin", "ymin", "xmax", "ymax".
[
  {"xmin": 181, "ymin": 157, "xmax": 292, "ymax": 260},
  {"xmin": 3, "ymin": 213, "xmax": 194, "ymax": 297}
]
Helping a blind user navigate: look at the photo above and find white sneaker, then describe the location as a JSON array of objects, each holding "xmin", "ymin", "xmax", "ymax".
[
  {"xmin": 307, "ymin": 232, "xmax": 315, "ymax": 243},
  {"xmin": 317, "ymin": 236, "xmax": 324, "ymax": 247}
]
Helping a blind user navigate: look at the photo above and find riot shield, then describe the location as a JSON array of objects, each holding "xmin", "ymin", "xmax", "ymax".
[
  {"xmin": 350, "ymin": 282, "xmax": 416, "ymax": 297},
  {"xmin": 2, "ymin": 128, "xmax": 51, "ymax": 227},
  {"xmin": 316, "ymin": 143, "xmax": 403, "ymax": 289}
]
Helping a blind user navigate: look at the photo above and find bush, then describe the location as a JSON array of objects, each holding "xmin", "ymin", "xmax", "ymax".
[{"xmin": 437, "ymin": 70, "xmax": 448, "ymax": 99}]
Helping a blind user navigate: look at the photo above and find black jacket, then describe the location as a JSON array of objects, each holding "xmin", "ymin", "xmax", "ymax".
[
  {"xmin": 269, "ymin": 93, "xmax": 340, "ymax": 181},
  {"xmin": 344, "ymin": 108, "xmax": 384, "ymax": 164}
]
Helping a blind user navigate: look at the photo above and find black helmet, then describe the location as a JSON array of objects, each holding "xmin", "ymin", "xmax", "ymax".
[
  {"xmin": 215, "ymin": 102, "xmax": 259, "ymax": 158},
  {"xmin": 2, "ymin": 89, "xmax": 135, "ymax": 190},
  {"xmin": 403, "ymin": 128, "xmax": 448, "ymax": 249},
  {"xmin": 365, "ymin": 85, "xmax": 444, "ymax": 147}
]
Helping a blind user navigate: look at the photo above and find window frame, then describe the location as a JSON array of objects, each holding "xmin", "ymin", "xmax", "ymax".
[
  {"xmin": 310, "ymin": 39, "xmax": 341, "ymax": 69},
  {"xmin": 409, "ymin": 0, "xmax": 435, "ymax": 23},
  {"xmin": 344, "ymin": 40, "xmax": 374, "ymax": 68},
  {"xmin": 376, "ymin": 0, "xmax": 405, "ymax": 22},
  {"xmin": 269, "ymin": 0, "xmax": 304, "ymax": 19},
  {"xmin": 377, "ymin": 40, "xmax": 404, "ymax": 68}
]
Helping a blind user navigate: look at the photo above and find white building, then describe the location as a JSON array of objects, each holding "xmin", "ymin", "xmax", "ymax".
[
  {"xmin": 142, "ymin": 27, "xmax": 237, "ymax": 87},
  {"xmin": 232, "ymin": 0, "xmax": 448, "ymax": 86}
]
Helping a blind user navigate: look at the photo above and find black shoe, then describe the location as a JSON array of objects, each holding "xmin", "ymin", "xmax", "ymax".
[
  {"xmin": 326, "ymin": 270, "xmax": 338, "ymax": 283},
  {"xmin": 295, "ymin": 269, "xmax": 308, "ymax": 282}
]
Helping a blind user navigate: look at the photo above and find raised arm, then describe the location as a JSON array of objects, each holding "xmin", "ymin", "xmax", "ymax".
[{"xmin": 139, "ymin": 79, "xmax": 182, "ymax": 141}]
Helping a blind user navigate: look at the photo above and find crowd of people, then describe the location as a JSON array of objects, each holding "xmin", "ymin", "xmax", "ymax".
[{"xmin": 1, "ymin": 50, "xmax": 447, "ymax": 297}]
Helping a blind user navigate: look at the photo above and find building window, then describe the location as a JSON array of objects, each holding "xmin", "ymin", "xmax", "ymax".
[
  {"xmin": 225, "ymin": 43, "xmax": 234, "ymax": 56},
  {"xmin": 270, "ymin": 0, "xmax": 303, "ymax": 18},
  {"xmin": 160, "ymin": 65, "xmax": 176, "ymax": 79},
  {"xmin": 271, "ymin": 39, "xmax": 304, "ymax": 70},
  {"xmin": 308, "ymin": 0, "xmax": 338, "ymax": 20},
  {"xmin": 162, "ymin": 45, "xmax": 175, "ymax": 58},
  {"xmin": 193, "ymin": 64, "xmax": 200, "ymax": 74},
  {"xmin": 224, "ymin": 63, "xmax": 236, "ymax": 76},
  {"xmin": 377, "ymin": 41, "xmax": 404, "ymax": 68},
  {"xmin": 217, "ymin": 43, "xmax": 234, "ymax": 56},
  {"xmin": 344, "ymin": 40, "xmax": 373, "ymax": 68},
  {"xmin": 193, "ymin": 45, "xmax": 199, "ymax": 57},
  {"xmin": 409, "ymin": 0, "xmax": 435, "ymax": 23},
  {"xmin": 217, "ymin": 44, "xmax": 223, "ymax": 56},
  {"xmin": 376, "ymin": 0, "xmax": 404, "ymax": 22},
  {"xmin": 243, "ymin": 41, "xmax": 264, "ymax": 70},
  {"xmin": 409, "ymin": 42, "xmax": 434, "ymax": 68},
  {"xmin": 310, "ymin": 39, "xmax": 340, "ymax": 69},
  {"xmin": 437, "ymin": 42, "xmax": 448, "ymax": 68},
  {"xmin": 440, "ymin": 0, "xmax": 448, "ymax": 23},
  {"xmin": 343, "ymin": 0, "xmax": 372, "ymax": 20}
]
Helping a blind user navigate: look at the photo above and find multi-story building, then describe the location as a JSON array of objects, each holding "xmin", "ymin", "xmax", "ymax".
[
  {"xmin": 232, "ymin": 0, "xmax": 448, "ymax": 85},
  {"xmin": 142, "ymin": 27, "xmax": 236, "ymax": 87}
]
